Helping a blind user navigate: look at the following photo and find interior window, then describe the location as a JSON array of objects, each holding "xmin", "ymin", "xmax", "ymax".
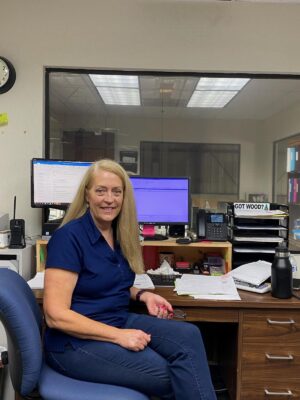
[{"xmin": 46, "ymin": 69, "xmax": 300, "ymax": 211}]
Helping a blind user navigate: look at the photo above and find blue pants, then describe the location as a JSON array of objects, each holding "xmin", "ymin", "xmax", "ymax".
[{"xmin": 45, "ymin": 313, "xmax": 216, "ymax": 400}]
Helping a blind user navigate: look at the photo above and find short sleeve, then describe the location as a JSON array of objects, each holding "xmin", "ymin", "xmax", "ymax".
[{"xmin": 46, "ymin": 225, "xmax": 82, "ymax": 273}]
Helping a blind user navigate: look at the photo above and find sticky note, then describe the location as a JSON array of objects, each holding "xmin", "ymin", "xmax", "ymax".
[{"xmin": 0, "ymin": 113, "xmax": 8, "ymax": 126}]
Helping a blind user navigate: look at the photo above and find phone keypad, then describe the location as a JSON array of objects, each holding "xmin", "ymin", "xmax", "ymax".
[{"xmin": 206, "ymin": 223, "xmax": 228, "ymax": 241}]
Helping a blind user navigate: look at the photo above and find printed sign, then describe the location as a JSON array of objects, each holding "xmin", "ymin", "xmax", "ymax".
[{"xmin": 233, "ymin": 202, "xmax": 270, "ymax": 211}]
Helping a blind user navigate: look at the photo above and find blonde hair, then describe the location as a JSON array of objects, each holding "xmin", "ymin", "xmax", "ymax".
[{"xmin": 61, "ymin": 159, "xmax": 144, "ymax": 274}]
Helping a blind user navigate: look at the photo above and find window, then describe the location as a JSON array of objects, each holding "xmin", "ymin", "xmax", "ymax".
[
  {"xmin": 140, "ymin": 142, "xmax": 239, "ymax": 195},
  {"xmin": 46, "ymin": 69, "xmax": 300, "ymax": 210}
]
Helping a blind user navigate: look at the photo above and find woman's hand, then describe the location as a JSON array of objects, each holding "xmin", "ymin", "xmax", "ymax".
[
  {"xmin": 116, "ymin": 329, "xmax": 151, "ymax": 352},
  {"xmin": 140, "ymin": 291, "xmax": 174, "ymax": 319}
]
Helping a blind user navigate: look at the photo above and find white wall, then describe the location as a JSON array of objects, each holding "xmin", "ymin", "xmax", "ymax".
[{"xmin": 2, "ymin": 0, "xmax": 300, "ymax": 236}]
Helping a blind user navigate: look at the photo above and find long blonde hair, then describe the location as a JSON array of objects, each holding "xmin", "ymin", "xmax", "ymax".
[{"xmin": 61, "ymin": 159, "xmax": 144, "ymax": 274}]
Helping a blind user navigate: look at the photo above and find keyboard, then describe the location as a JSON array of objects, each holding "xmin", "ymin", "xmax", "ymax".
[{"xmin": 143, "ymin": 234, "xmax": 168, "ymax": 241}]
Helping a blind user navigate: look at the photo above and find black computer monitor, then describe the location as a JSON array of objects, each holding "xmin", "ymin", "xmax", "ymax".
[
  {"xmin": 31, "ymin": 158, "xmax": 92, "ymax": 208},
  {"xmin": 129, "ymin": 176, "xmax": 191, "ymax": 227}
]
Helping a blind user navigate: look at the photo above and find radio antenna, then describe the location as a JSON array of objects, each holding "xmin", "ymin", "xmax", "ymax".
[{"xmin": 13, "ymin": 196, "xmax": 16, "ymax": 220}]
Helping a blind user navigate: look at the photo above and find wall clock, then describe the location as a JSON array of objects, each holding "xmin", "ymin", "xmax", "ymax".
[{"xmin": 0, "ymin": 57, "xmax": 16, "ymax": 94}]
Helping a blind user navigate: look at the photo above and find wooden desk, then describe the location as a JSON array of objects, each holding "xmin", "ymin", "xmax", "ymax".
[{"xmin": 34, "ymin": 288, "xmax": 300, "ymax": 400}]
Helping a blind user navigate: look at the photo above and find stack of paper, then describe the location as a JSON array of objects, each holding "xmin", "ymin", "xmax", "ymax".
[
  {"xmin": 174, "ymin": 274, "xmax": 241, "ymax": 300},
  {"xmin": 134, "ymin": 274, "xmax": 155, "ymax": 289},
  {"xmin": 28, "ymin": 272, "xmax": 155, "ymax": 290},
  {"xmin": 234, "ymin": 209, "xmax": 288, "ymax": 218},
  {"xmin": 229, "ymin": 260, "xmax": 271, "ymax": 286},
  {"xmin": 27, "ymin": 271, "xmax": 45, "ymax": 289}
]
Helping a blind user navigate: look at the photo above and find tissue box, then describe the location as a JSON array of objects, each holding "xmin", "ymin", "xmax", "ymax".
[{"xmin": 0, "ymin": 230, "xmax": 10, "ymax": 248}]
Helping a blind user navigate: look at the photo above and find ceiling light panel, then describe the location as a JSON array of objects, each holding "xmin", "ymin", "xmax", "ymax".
[
  {"xmin": 196, "ymin": 77, "xmax": 250, "ymax": 91},
  {"xmin": 96, "ymin": 87, "xmax": 140, "ymax": 106},
  {"xmin": 187, "ymin": 90, "xmax": 238, "ymax": 108},
  {"xmin": 89, "ymin": 74, "xmax": 139, "ymax": 88}
]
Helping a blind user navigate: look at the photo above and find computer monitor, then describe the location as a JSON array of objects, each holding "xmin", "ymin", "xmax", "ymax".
[
  {"xmin": 31, "ymin": 158, "xmax": 92, "ymax": 208},
  {"xmin": 129, "ymin": 176, "xmax": 191, "ymax": 227}
]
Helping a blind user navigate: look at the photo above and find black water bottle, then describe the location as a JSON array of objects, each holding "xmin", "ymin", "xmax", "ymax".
[{"xmin": 271, "ymin": 246, "xmax": 293, "ymax": 299}]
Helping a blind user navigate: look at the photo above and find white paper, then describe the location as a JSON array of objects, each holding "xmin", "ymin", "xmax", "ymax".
[
  {"xmin": 234, "ymin": 236, "xmax": 284, "ymax": 243},
  {"xmin": 174, "ymin": 274, "xmax": 240, "ymax": 300},
  {"xmin": 27, "ymin": 271, "xmax": 45, "ymax": 289},
  {"xmin": 229, "ymin": 260, "xmax": 271, "ymax": 286},
  {"xmin": 133, "ymin": 274, "xmax": 155, "ymax": 289}
]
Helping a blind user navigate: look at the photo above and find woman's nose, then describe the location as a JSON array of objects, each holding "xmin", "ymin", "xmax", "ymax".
[{"xmin": 103, "ymin": 191, "xmax": 114, "ymax": 201}]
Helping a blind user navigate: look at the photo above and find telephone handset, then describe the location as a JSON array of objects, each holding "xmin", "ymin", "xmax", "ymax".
[
  {"xmin": 197, "ymin": 209, "xmax": 207, "ymax": 239},
  {"xmin": 197, "ymin": 209, "xmax": 228, "ymax": 241}
]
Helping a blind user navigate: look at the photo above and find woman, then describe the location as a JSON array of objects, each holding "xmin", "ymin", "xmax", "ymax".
[{"xmin": 43, "ymin": 159, "xmax": 216, "ymax": 400}]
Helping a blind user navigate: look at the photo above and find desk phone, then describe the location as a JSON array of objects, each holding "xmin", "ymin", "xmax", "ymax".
[{"xmin": 197, "ymin": 210, "xmax": 228, "ymax": 241}]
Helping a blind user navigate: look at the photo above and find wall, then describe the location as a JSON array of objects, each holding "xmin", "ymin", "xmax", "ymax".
[{"xmin": 1, "ymin": 0, "xmax": 300, "ymax": 236}]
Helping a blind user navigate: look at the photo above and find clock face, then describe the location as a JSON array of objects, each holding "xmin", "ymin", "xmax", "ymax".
[
  {"xmin": 0, "ymin": 58, "xmax": 10, "ymax": 88},
  {"xmin": 0, "ymin": 57, "xmax": 16, "ymax": 94}
]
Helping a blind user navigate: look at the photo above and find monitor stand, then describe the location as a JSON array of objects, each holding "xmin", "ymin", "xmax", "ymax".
[{"xmin": 142, "ymin": 225, "xmax": 168, "ymax": 241}]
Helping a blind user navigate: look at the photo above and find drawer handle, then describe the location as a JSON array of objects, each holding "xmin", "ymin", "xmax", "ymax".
[
  {"xmin": 265, "ymin": 389, "xmax": 293, "ymax": 396},
  {"xmin": 265, "ymin": 353, "xmax": 294, "ymax": 360},
  {"xmin": 267, "ymin": 318, "xmax": 295, "ymax": 325}
]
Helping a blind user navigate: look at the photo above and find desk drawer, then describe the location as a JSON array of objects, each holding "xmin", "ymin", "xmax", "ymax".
[
  {"xmin": 241, "ymin": 343, "xmax": 300, "ymax": 381},
  {"xmin": 240, "ymin": 385, "xmax": 300, "ymax": 400},
  {"xmin": 242, "ymin": 310, "xmax": 300, "ymax": 343},
  {"xmin": 183, "ymin": 308, "xmax": 238, "ymax": 323}
]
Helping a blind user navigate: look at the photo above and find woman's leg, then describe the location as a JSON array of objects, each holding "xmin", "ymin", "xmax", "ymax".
[
  {"xmin": 45, "ymin": 341, "xmax": 174, "ymax": 399},
  {"xmin": 125, "ymin": 313, "xmax": 216, "ymax": 400}
]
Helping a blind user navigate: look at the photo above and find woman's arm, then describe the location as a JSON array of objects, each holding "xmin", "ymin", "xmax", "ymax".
[
  {"xmin": 130, "ymin": 287, "xmax": 173, "ymax": 319},
  {"xmin": 44, "ymin": 268, "xmax": 151, "ymax": 351}
]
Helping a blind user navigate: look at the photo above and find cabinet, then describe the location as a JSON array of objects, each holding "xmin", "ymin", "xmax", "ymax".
[
  {"xmin": 240, "ymin": 309, "xmax": 300, "ymax": 399},
  {"xmin": 227, "ymin": 203, "xmax": 289, "ymax": 269},
  {"xmin": 35, "ymin": 239, "xmax": 232, "ymax": 273}
]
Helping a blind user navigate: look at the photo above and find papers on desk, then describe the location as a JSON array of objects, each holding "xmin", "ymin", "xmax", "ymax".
[
  {"xmin": 27, "ymin": 271, "xmax": 45, "ymax": 289},
  {"xmin": 133, "ymin": 274, "xmax": 155, "ymax": 289},
  {"xmin": 175, "ymin": 274, "xmax": 241, "ymax": 301},
  {"xmin": 27, "ymin": 271, "xmax": 155, "ymax": 290},
  {"xmin": 229, "ymin": 260, "xmax": 271, "ymax": 286}
]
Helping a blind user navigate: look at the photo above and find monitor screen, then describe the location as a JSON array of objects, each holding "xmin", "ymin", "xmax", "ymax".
[
  {"xmin": 129, "ymin": 176, "xmax": 190, "ymax": 225},
  {"xmin": 31, "ymin": 158, "xmax": 92, "ymax": 208}
]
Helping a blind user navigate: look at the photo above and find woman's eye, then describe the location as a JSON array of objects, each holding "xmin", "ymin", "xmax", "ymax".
[{"xmin": 96, "ymin": 189, "xmax": 106, "ymax": 195}]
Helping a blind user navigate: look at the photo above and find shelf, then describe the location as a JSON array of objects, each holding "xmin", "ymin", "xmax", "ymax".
[
  {"xmin": 227, "ymin": 203, "xmax": 289, "ymax": 268},
  {"xmin": 35, "ymin": 239, "xmax": 232, "ymax": 273}
]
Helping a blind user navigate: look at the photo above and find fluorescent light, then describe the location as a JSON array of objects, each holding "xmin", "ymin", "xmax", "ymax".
[
  {"xmin": 89, "ymin": 74, "xmax": 140, "ymax": 105},
  {"xmin": 89, "ymin": 74, "xmax": 139, "ymax": 88},
  {"xmin": 196, "ymin": 77, "xmax": 250, "ymax": 91},
  {"xmin": 187, "ymin": 90, "xmax": 238, "ymax": 108},
  {"xmin": 187, "ymin": 77, "xmax": 250, "ymax": 108},
  {"xmin": 96, "ymin": 87, "xmax": 140, "ymax": 106}
]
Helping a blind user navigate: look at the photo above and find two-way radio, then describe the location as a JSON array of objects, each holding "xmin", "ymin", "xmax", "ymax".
[{"xmin": 9, "ymin": 196, "xmax": 26, "ymax": 249}]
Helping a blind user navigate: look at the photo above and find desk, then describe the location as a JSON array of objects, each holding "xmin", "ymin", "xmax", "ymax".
[{"xmin": 33, "ymin": 288, "xmax": 300, "ymax": 400}]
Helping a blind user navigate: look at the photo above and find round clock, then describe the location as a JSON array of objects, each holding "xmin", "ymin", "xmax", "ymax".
[{"xmin": 0, "ymin": 57, "xmax": 16, "ymax": 94}]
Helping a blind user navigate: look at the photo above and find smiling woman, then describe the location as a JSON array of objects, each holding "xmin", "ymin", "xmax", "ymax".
[{"xmin": 43, "ymin": 158, "xmax": 217, "ymax": 399}]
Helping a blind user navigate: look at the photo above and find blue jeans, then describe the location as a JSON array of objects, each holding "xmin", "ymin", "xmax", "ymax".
[{"xmin": 45, "ymin": 313, "xmax": 216, "ymax": 400}]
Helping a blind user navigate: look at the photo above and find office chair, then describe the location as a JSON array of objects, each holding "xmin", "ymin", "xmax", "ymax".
[{"xmin": 0, "ymin": 268, "xmax": 150, "ymax": 400}]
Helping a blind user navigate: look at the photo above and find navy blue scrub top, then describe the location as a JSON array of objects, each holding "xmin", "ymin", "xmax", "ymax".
[{"xmin": 44, "ymin": 210, "xmax": 135, "ymax": 352}]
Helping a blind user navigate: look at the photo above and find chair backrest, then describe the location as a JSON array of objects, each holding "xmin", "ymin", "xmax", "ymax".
[{"xmin": 0, "ymin": 268, "xmax": 43, "ymax": 396}]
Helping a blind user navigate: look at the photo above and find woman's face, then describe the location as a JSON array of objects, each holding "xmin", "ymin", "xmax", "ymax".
[{"xmin": 86, "ymin": 169, "xmax": 124, "ymax": 228}]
